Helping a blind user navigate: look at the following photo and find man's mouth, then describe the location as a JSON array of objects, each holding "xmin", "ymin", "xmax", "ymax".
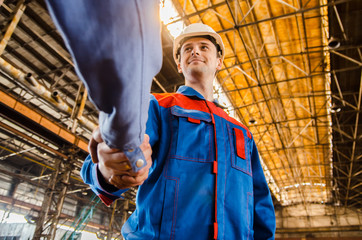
[{"xmin": 188, "ymin": 58, "xmax": 204, "ymax": 64}]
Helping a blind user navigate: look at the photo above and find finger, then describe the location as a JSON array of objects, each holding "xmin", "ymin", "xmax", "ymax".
[
  {"xmin": 109, "ymin": 177, "xmax": 124, "ymax": 189},
  {"xmin": 96, "ymin": 142, "xmax": 134, "ymax": 172},
  {"xmin": 115, "ymin": 161, "xmax": 132, "ymax": 171},
  {"xmin": 143, "ymin": 134, "xmax": 150, "ymax": 144},
  {"xmin": 109, "ymin": 175, "xmax": 134, "ymax": 189},
  {"xmin": 89, "ymin": 138, "xmax": 98, "ymax": 163},
  {"xmin": 120, "ymin": 175, "xmax": 146, "ymax": 186},
  {"xmin": 140, "ymin": 134, "xmax": 150, "ymax": 152}
]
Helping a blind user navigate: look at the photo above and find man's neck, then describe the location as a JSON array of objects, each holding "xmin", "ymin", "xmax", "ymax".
[{"xmin": 185, "ymin": 80, "xmax": 214, "ymax": 102}]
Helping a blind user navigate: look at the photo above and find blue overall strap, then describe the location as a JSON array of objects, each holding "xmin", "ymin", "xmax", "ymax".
[{"xmin": 46, "ymin": 0, "xmax": 162, "ymax": 171}]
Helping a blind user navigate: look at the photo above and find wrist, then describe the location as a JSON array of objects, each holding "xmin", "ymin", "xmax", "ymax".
[{"xmin": 96, "ymin": 165, "xmax": 119, "ymax": 192}]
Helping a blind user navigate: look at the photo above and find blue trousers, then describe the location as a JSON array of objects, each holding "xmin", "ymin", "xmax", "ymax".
[{"xmin": 46, "ymin": 0, "xmax": 162, "ymax": 171}]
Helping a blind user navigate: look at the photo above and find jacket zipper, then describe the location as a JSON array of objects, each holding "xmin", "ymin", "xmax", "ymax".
[{"xmin": 205, "ymin": 101, "xmax": 218, "ymax": 240}]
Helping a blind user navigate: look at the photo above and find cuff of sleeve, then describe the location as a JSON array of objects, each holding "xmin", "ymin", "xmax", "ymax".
[{"xmin": 123, "ymin": 146, "xmax": 147, "ymax": 172}]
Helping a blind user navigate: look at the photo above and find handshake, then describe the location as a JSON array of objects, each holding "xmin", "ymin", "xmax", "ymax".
[{"xmin": 88, "ymin": 127, "xmax": 153, "ymax": 190}]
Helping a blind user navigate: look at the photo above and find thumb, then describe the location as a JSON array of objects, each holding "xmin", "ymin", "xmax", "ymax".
[{"xmin": 89, "ymin": 126, "xmax": 103, "ymax": 163}]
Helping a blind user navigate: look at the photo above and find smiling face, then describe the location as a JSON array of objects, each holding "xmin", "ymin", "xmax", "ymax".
[{"xmin": 177, "ymin": 37, "xmax": 222, "ymax": 82}]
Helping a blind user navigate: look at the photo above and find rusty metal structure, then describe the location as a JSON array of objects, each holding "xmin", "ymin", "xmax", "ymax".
[{"xmin": 0, "ymin": 0, "xmax": 360, "ymax": 239}]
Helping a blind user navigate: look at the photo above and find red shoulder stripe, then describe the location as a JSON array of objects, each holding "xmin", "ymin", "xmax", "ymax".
[
  {"xmin": 152, "ymin": 93, "xmax": 251, "ymax": 138},
  {"xmin": 153, "ymin": 93, "xmax": 210, "ymax": 112}
]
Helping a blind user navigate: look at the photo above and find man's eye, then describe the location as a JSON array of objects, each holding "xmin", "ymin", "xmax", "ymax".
[
  {"xmin": 201, "ymin": 46, "xmax": 209, "ymax": 50},
  {"xmin": 184, "ymin": 47, "xmax": 192, "ymax": 52}
]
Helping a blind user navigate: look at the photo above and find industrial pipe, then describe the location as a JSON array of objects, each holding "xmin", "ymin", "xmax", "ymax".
[{"xmin": 0, "ymin": 57, "xmax": 97, "ymax": 132}]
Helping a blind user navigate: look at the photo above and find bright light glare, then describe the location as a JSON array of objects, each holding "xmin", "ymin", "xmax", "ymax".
[
  {"xmin": 159, "ymin": 0, "xmax": 184, "ymax": 38},
  {"xmin": 57, "ymin": 224, "xmax": 99, "ymax": 240},
  {"xmin": 0, "ymin": 210, "xmax": 27, "ymax": 224},
  {"xmin": 80, "ymin": 231, "xmax": 98, "ymax": 240},
  {"xmin": 213, "ymin": 80, "xmax": 238, "ymax": 119}
]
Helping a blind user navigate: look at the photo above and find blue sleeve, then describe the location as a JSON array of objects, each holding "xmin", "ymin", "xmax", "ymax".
[
  {"xmin": 46, "ymin": 0, "xmax": 162, "ymax": 172},
  {"xmin": 251, "ymin": 140, "xmax": 276, "ymax": 239},
  {"xmin": 81, "ymin": 155, "xmax": 128, "ymax": 206}
]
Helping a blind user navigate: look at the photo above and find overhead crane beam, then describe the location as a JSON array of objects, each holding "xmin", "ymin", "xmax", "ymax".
[{"xmin": 0, "ymin": 90, "xmax": 89, "ymax": 154}]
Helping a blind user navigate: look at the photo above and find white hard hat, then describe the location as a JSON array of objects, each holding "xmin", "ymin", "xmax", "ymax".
[{"xmin": 173, "ymin": 23, "xmax": 225, "ymax": 64}]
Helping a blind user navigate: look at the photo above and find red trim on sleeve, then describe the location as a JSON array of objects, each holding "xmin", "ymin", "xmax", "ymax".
[
  {"xmin": 98, "ymin": 194, "xmax": 113, "ymax": 207},
  {"xmin": 234, "ymin": 128, "xmax": 246, "ymax": 159}
]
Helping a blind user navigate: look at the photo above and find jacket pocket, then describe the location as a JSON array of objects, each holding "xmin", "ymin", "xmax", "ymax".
[
  {"xmin": 170, "ymin": 106, "xmax": 214, "ymax": 163},
  {"xmin": 160, "ymin": 178, "xmax": 178, "ymax": 240},
  {"xmin": 227, "ymin": 124, "xmax": 252, "ymax": 176}
]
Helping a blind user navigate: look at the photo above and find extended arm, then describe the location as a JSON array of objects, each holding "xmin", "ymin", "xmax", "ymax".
[{"xmin": 46, "ymin": 0, "xmax": 162, "ymax": 171}]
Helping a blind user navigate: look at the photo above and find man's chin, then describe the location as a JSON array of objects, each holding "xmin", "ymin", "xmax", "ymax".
[{"xmin": 187, "ymin": 67, "xmax": 207, "ymax": 76}]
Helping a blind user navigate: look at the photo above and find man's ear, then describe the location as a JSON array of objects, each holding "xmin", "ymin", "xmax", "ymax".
[
  {"xmin": 177, "ymin": 62, "xmax": 182, "ymax": 73},
  {"xmin": 216, "ymin": 57, "xmax": 222, "ymax": 70}
]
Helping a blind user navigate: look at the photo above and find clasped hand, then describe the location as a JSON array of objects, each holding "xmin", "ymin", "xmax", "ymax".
[{"xmin": 88, "ymin": 126, "xmax": 152, "ymax": 189}]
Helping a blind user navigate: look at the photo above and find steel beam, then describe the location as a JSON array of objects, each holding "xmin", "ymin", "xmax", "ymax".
[
  {"xmin": 344, "ymin": 70, "xmax": 362, "ymax": 205},
  {"xmin": 217, "ymin": 0, "xmax": 354, "ymax": 35},
  {"xmin": 0, "ymin": 0, "xmax": 26, "ymax": 55},
  {"xmin": 0, "ymin": 120, "xmax": 68, "ymax": 159},
  {"xmin": 153, "ymin": 77, "xmax": 167, "ymax": 93},
  {"xmin": 331, "ymin": 50, "xmax": 362, "ymax": 66},
  {"xmin": 168, "ymin": 1, "xmax": 225, "ymax": 25}
]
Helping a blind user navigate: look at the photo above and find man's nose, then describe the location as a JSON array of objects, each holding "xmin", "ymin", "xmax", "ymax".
[{"xmin": 191, "ymin": 48, "xmax": 200, "ymax": 56}]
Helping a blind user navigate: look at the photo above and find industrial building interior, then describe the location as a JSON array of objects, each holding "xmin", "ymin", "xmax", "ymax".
[{"xmin": 0, "ymin": 0, "xmax": 360, "ymax": 239}]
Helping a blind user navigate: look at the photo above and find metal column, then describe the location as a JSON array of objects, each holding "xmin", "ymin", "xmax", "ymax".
[
  {"xmin": 32, "ymin": 153, "xmax": 75, "ymax": 240},
  {"xmin": 33, "ymin": 159, "xmax": 62, "ymax": 240}
]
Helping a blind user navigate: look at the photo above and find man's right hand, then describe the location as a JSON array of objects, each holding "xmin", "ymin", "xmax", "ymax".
[{"xmin": 88, "ymin": 126, "xmax": 153, "ymax": 190}]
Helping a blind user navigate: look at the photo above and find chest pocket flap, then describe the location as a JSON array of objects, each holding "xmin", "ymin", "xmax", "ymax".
[
  {"xmin": 171, "ymin": 106, "xmax": 212, "ymax": 123},
  {"xmin": 170, "ymin": 106, "xmax": 214, "ymax": 162}
]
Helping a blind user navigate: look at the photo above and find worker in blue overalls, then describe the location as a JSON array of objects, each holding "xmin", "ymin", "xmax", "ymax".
[{"xmin": 82, "ymin": 23, "xmax": 276, "ymax": 239}]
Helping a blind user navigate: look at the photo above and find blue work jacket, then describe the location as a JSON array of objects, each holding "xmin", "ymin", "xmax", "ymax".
[{"xmin": 81, "ymin": 86, "xmax": 276, "ymax": 240}]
